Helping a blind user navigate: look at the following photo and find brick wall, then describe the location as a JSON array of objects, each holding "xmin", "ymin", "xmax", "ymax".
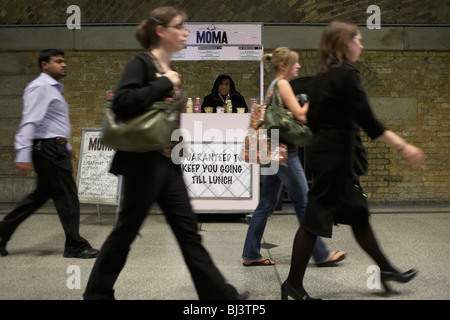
[
  {"xmin": 357, "ymin": 51, "xmax": 450, "ymax": 203},
  {"xmin": 17, "ymin": 49, "xmax": 448, "ymax": 204},
  {"xmin": 22, "ymin": 52, "xmax": 262, "ymax": 146}
]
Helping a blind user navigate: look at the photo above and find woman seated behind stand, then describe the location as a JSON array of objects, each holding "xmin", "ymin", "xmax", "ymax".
[{"xmin": 201, "ymin": 74, "xmax": 248, "ymax": 113}]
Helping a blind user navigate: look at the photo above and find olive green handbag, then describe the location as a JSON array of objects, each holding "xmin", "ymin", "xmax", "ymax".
[
  {"xmin": 100, "ymin": 53, "xmax": 180, "ymax": 152},
  {"xmin": 100, "ymin": 97, "xmax": 179, "ymax": 152},
  {"xmin": 264, "ymin": 79, "xmax": 312, "ymax": 146}
]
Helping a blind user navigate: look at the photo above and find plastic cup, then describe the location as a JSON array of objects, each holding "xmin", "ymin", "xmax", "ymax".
[{"xmin": 216, "ymin": 106, "xmax": 225, "ymax": 113}]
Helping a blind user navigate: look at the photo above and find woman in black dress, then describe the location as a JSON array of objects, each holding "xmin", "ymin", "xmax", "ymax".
[{"xmin": 282, "ymin": 21, "xmax": 425, "ymax": 300}]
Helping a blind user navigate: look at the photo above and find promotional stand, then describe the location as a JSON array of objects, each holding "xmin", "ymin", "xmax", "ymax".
[{"xmin": 173, "ymin": 23, "xmax": 264, "ymax": 214}]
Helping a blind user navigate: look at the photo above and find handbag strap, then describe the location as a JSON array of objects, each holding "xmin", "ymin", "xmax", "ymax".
[
  {"xmin": 137, "ymin": 53, "xmax": 181, "ymax": 100},
  {"xmin": 137, "ymin": 52, "xmax": 163, "ymax": 74},
  {"xmin": 147, "ymin": 53, "xmax": 165, "ymax": 75},
  {"xmin": 265, "ymin": 79, "xmax": 283, "ymax": 108},
  {"xmin": 264, "ymin": 79, "xmax": 277, "ymax": 103}
]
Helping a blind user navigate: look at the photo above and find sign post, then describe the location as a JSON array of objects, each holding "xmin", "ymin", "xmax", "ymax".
[{"xmin": 174, "ymin": 23, "xmax": 264, "ymax": 214}]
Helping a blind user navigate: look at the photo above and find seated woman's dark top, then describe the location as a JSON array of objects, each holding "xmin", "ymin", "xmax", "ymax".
[{"xmin": 201, "ymin": 74, "xmax": 248, "ymax": 113}]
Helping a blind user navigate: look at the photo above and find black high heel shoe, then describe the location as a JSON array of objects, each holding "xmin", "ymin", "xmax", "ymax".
[
  {"xmin": 380, "ymin": 269, "xmax": 417, "ymax": 293},
  {"xmin": 0, "ymin": 240, "xmax": 7, "ymax": 257},
  {"xmin": 281, "ymin": 281, "xmax": 320, "ymax": 300}
]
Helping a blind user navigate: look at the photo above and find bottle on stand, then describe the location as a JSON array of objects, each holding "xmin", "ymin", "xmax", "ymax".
[
  {"xmin": 194, "ymin": 97, "xmax": 201, "ymax": 113},
  {"xmin": 186, "ymin": 97, "xmax": 193, "ymax": 113},
  {"xmin": 226, "ymin": 99, "xmax": 233, "ymax": 113}
]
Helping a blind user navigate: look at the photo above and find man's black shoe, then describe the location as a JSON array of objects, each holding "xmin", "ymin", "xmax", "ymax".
[{"xmin": 63, "ymin": 248, "xmax": 99, "ymax": 259}]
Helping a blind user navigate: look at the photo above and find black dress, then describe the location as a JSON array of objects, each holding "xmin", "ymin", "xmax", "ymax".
[{"xmin": 301, "ymin": 62, "xmax": 386, "ymax": 238}]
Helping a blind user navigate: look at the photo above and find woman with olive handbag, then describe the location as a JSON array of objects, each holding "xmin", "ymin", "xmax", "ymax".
[
  {"xmin": 264, "ymin": 79, "xmax": 312, "ymax": 147},
  {"xmin": 84, "ymin": 7, "xmax": 247, "ymax": 300}
]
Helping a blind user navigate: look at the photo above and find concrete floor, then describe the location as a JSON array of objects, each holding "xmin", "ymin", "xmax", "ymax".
[{"xmin": 0, "ymin": 204, "xmax": 449, "ymax": 302}]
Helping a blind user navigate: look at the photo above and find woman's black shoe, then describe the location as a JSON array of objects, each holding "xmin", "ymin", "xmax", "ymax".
[
  {"xmin": 281, "ymin": 281, "xmax": 320, "ymax": 300},
  {"xmin": 380, "ymin": 269, "xmax": 417, "ymax": 293},
  {"xmin": 0, "ymin": 241, "xmax": 8, "ymax": 257},
  {"xmin": 234, "ymin": 291, "xmax": 250, "ymax": 300}
]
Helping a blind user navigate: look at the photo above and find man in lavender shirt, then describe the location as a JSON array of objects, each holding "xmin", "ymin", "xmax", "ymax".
[{"xmin": 0, "ymin": 49, "xmax": 98, "ymax": 259}]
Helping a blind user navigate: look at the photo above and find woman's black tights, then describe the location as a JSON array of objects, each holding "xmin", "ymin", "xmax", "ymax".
[{"xmin": 286, "ymin": 222, "xmax": 397, "ymax": 293}]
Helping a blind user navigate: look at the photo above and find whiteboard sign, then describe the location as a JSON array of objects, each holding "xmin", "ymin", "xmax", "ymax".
[
  {"xmin": 181, "ymin": 141, "xmax": 252, "ymax": 199},
  {"xmin": 172, "ymin": 23, "xmax": 263, "ymax": 61},
  {"xmin": 77, "ymin": 128, "xmax": 120, "ymax": 205}
]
